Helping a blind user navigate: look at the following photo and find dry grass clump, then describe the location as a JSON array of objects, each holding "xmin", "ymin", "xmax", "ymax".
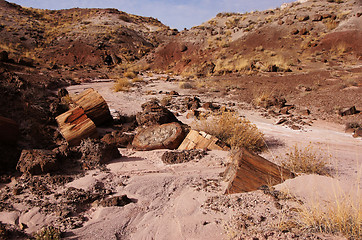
[
  {"xmin": 179, "ymin": 81, "xmax": 195, "ymax": 89},
  {"xmin": 34, "ymin": 226, "xmax": 61, "ymax": 240},
  {"xmin": 279, "ymin": 144, "xmax": 329, "ymax": 175},
  {"xmin": 113, "ymin": 78, "xmax": 130, "ymax": 92},
  {"xmin": 298, "ymin": 188, "xmax": 361, "ymax": 239},
  {"xmin": 195, "ymin": 111, "xmax": 265, "ymax": 152},
  {"xmin": 124, "ymin": 70, "xmax": 137, "ymax": 79}
]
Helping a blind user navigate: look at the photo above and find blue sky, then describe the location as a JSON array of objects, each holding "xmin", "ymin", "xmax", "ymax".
[{"xmin": 8, "ymin": 0, "xmax": 295, "ymax": 30}]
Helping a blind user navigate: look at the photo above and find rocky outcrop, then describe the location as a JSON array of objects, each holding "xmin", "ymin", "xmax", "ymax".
[
  {"xmin": 178, "ymin": 130, "xmax": 230, "ymax": 151},
  {"xmin": 223, "ymin": 149, "xmax": 294, "ymax": 193},
  {"xmin": 100, "ymin": 195, "xmax": 133, "ymax": 207},
  {"xmin": 136, "ymin": 100, "xmax": 179, "ymax": 127},
  {"xmin": 79, "ymin": 138, "xmax": 121, "ymax": 169},
  {"xmin": 338, "ymin": 106, "xmax": 358, "ymax": 116},
  {"xmin": 17, "ymin": 149, "xmax": 59, "ymax": 175},
  {"xmin": 132, "ymin": 122, "xmax": 185, "ymax": 151}
]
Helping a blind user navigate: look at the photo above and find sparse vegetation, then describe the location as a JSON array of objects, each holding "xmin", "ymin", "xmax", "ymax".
[
  {"xmin": 113, "ymin": 77, "xmax": 131, "ymax": 92},
  {"xmin": 179, "ymin": 81, "xmax": 195, "ymax": 89},
  {"xmin": 195, "ymin": 111, "xmax": 265, "ymax": 152},
  {"xmin": 34, "ymin": 226, "xmax": 61, "ymax": 240},
  {"xmin": 279, "ymin": 144, "xmax": 330, "ymax": 175}
]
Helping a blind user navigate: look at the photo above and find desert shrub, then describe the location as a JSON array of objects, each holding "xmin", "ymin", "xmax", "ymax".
[
  {"xmin": 131, "ymin": 76, "xmax": 144, "ymax": 83},
  {"xmin": 113, "ymin": 78, "xmax": 130, "ymax": 92},
  {"xmin": 179, "ymin": 81, "xmax": 195, "ymax": 89},
  {"xmin": 279, "ymin": 144, "xmax": 329, "ymax": 175},
  {"xmin": 34, "ymin": 226, "xmax": 61, "ymax": 240},
  {"xmin": 298, "ymin": 189, "xmax": 361, "ymax": 239},
  {"xmin": 195, "ymin": 111, "xmax": 265, "ymax": 152},
  {"xmin": 124, "ymin": 70, "xmax": 137, "ymax": 79},
  {"xmin": 324, "ymin": 19, "xmax": 339, "ymax": 30}
]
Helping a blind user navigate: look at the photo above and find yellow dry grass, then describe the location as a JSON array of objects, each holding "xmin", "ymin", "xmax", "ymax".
[{"xmin": 113, "ymin": 78, "xmax": 130, "ymax": 92}]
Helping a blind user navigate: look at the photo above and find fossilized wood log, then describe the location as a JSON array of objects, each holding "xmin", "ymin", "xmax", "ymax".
[
  {"xmin": 132, "ymin": 122, "xmax": 186, "ymax": 151},
  {"xmin": 223, "ymin": 148, "xmax": 294, "ymax": 194},
  {"xmin": 0, "ymin": 116, "xmax": 19, "ymax": 145},
  {"xmin": 56, "ymin": 107, "xmax": 98, "ymax": 146},
  {"xmin": 178, "ymin": 130, "xmax": 230, "ymax": 151},
  {"xmin": 71, "ymin": 88, "xmax": 112, "ymax": 126}
]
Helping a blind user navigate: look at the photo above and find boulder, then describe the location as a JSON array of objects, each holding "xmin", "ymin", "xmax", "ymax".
[
  {"xmin": 136, "ymin": 100, "xmax": 179, "ymax": 127},
  {"xmin": 0, "ymin": 116, "xmax": 19, "ymax": 145},
  {"xmin": 56, "ymin": 107, "xmax": 98, "ymax": 146},
  {"xmin": 338, "ymin": 106, "xmax": 357, "ymax": 116},
  {"xmin": 17, "ymin": 149, "xmax": 59, "ymax": 175},
  {"xmin": 178, "ymin": 130, "xmax": 230, "ymax": 151},
  {"xmin": 101, "ymin": 131, "xmax": 134, "ymax": 148},
  {"xmin": 223, "ymin": 149, "xmax": 294, "ymax": 193},
  {"xmin": 132, "ymin": 122, "xmax": 185, "ymax": 151},
  {"xmin": 79, "ymin": 138, "xmax": 121, "ymax": 169}
]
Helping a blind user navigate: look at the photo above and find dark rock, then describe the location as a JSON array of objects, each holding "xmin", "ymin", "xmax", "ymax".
[
  {"xmin": 101, "ymin": 131, "xmax": 134, "ymax": 148},
  {"xmin": 299, "ymin": 28, "xmax": 309, "ymax": 35},
  {"xmin": 180, "ymin": 45, "xmax": 188, "ymax": 52},
  {"xmin": 167, "ymin": 91, "xmax": 179, "ymax": 96},
  {"xmin": 298, "ymin": 15, "xmax": 309, "ymax": 21},
  {"xmin": 202, "ymin": 102, "xmax": 218, "ymax": 111},
  {"xmin": 0, "ymin": 116, "xmax": 19, "ymax": 145},
  {"xmin": 276, "ymin": 118, "xmax": 287, "ymax": 125},
  {"xmin": 58, "ymin": 88, "xmax": 69, "ymax": 98},
  {"xmin": 338, "ymin": 106, "xmax": 357, "ymax": 116},
  {"xmin": 161, "ymin": 150, "xmax": 207, "ymax": 164},
  {"xmin": 299, "ymin": 109, "xmax": 310, "ymax": 116},
  {"xmin": 16, "ymin": 149, "xmax": 59, "ymax": 175},
  {"xmin": 353, "ymin": 128, "xmax": 362, "ymax": 138},
  {"xmin": 0, "ymin": 51, "xmax": 8, "ymax": 62},
  {"xmin": 79, "ymin": 138, "xmax": 121, "ymax": 169},
  {"xmin": 291, "ymin": 28, "xmax": 299, "ymax": 35},
  {"xmin": 100, "ymin": 195, "xmax": 133, "ymax": 207},
  {"xmin": 186, "ymin": 110, "xmax": 200, "ymax": 119},
  {"xmin": 280, "ymin": 105, "xmax": 294, "ymax": 115},
  {"xmin": 185, "ymin": 97, "xmax": 201, "ymax": 110},
  {"xmin": 136, "ymin": 100, "xmax": 179, "ymax": 126},
  {"xmin": 132, "ymin": 122, "xmax": 186, "ymax": 151},
  {"xmin": 18, "ymin": 57, "xmax": 34, "ymax": 67}
]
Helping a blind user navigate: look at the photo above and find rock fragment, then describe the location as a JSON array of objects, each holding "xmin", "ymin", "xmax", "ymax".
[{"xmin": 17, "ymin": 149, "xmax": 59, "ymax": 175}]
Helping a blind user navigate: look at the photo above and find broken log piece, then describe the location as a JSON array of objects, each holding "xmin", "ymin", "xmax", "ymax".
[
  {"xmin": 178, "ymin": 130, "xmax": 230, "ymax": 151},
  {"xmin": 223, "ymin": 148, "xmax": 294, "ymax": 194},
  {"xmin": 56, "ymin": 107, "xmax": 98, "ymax": 146},
  {"xmin": 71, "ymin": 88, "xmax": 112, "ymax": 126},
  {"xmin": 0, "ymin": 116, "xmax": 19, "ymax": 145},
  {"xmin": 132, "ymin": 122, "xmax": 186, "ymax": 151}
]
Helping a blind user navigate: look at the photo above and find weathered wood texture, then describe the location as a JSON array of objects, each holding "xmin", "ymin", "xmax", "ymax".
[
  {"xmin": 224, "ymin": 149, "xmax": 294, "ymax": 194},
  {"xmin": 0, "ymin": 116, "xmax": 19, "ymax": 145},
  {"xmin": 71, "ymin": 88, "xmax": 112, "ymax": 126},
  {"xmin": 178, "ymin": 130, "xmax": 230, "ymax": 151},
  {"xmin": 55, "ymin": 107, "xmax": 98, "ymax": 146}
]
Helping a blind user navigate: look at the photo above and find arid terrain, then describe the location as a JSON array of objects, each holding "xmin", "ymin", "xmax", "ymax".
[{"xmin": 0, "ymin": 0, "xmax": 361, "ymax": 239}]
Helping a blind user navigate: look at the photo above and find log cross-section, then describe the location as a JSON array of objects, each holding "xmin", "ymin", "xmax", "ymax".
[
  {"xmin": 71, "ymin": 88, "xmax": 112, "ymax": 126},
  {"xmin": 56, "ymin": 107, "xmax": 98, "ymax": 146}
]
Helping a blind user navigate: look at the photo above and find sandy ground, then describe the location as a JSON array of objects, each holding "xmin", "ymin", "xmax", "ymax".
[
  {"xmin": 1, "ymin": 74, "xmax": 360, "ymax": 239},
  {"xmin": 62, "ymin": 75, "xmax": 361, "ymax": 239}
]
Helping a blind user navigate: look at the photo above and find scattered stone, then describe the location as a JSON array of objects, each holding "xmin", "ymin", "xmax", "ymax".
[
  {"xmin": 299, "ymin": 28, "xmax": 309, "ymax": 35},
  {"xmin": 136, "ymin": 100, "xmax": 179, "ymax": 126},
  {"xmin": 79, "ymin": 138, "xmax": 121, "ymax": 169},
  {"xmin": 167, "ymin": 91, "xmax": 179, "ymax": 96},
  {"xmin": 132, "ymin": 122, "xmax": 186, "ymax": 151},
  {"xmin": 298, "ymin": 15, "xmax": 309, "ymax": 21},
  {"xmin": 299, "ymin": 109, "xmax": 310, "ymax": 116},
  {"xmin": 223, "ymin": 148, "xmax": 294, "ymax": 193},
  {"xmin": 280, "ymin": 105, "xmax": 294, "ymax": 115},
  {"xmin": 178, "ymin": 130, "xmax": 230, "ymax": 151},
  {"xmin": 100, "ymin": 195, "xmax": 133, "ymax": 207},
  {"xmin": 161, "ymin": 149, "xmax": 207, "ymax": 164},
  {"xmin": 185, "ymin": 97, "xmax": 201, "ymax": 110},
  {"xmin": 291, "ymin": 125, "xmax": 301, "ymax": 130},
  {"xmin": 312, "ymin": 14, "xmax": 323, "ymax": 21},
  {"xmin": 17, "ymin": 149, "xmax": 59, "ymax": 175},
  {"xmin": 186, "ymin": 110, "xmax": 200, "ymax": 119},
  {"xmin": 353, "ymin": 128, "xmax": 362, "ymax": 138},
  {"xmin": 202, "ymin": 102, "xmax": 218, "ymax": 111},
  {"xmin": 56, "ymin": 107, "xmax": 99, "ymax": 146},
  {"xmin": 275, "ymin": 118, "xmax": 287, "ymax": 125},
  {"xmin": 291, "ymin": 28, "xmax": 299, "ymax": 35},
  {"xmin": 58, "ymin": 88, "xmax": 69, "ymax": 98},
  {"xmin": 101, "ymin": 131, "xmax": 134, "ymax": 148},
  {"xmin": 338, "ymin": 106, "xmax": 357, "ymax": 116}
]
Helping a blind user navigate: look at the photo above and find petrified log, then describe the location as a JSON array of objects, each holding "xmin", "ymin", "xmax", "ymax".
[
  {"xmin": 223, "ymin": 148, "xmax": 294, "ymax": 194},
  {"xmin": 132, "ymin": 122, "xmax": 185, "ymax": 151},
  {"xmin": 71, "ymin": 88, "xmax": 112, "ymax": 126},
  {"xmin": 56, "ymin": 107, "xmax": 98, "ymax": 146},
  {"xmin": 178, "ymin": 130, "xmax": 230, "ymax": 151},
  {"xmin": 0, "ymin": 116, "xmax": 19, "ymax": 145}
]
